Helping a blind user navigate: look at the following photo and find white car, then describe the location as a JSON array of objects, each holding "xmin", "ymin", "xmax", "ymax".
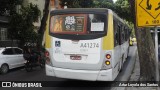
[{"xmin": 0, "ymin": 47, "xmax": 25, "ymax": 74}]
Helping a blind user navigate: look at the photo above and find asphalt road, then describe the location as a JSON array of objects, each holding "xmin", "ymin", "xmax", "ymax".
[{"xmin": 0, "ymin": 45, "xmax": 137, "ymax": 90}]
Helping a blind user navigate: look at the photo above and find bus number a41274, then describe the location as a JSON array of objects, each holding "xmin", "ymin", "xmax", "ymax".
[{"xmin": 80, "ymin": 43, "xmax": 99, "ymax": 48}]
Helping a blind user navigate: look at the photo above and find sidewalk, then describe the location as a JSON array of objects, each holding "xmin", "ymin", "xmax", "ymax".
[{"xmin": 125, "ymin": 53, "xmax": 160, "ymax": 90}]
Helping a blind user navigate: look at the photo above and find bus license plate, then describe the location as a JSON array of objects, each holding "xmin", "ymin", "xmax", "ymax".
[{"xmin": 70, "ymin": 55, "xmax": 81, "ymax": 60}]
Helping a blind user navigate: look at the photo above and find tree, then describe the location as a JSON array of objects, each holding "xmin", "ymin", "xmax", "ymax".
[
  {"xmin": 59, "ymin": 0, "xmax": 93, "ymax": 8},
  {"xmin": 127, "ymin": 0, "xmax": 156, "ymax": 81},
  {"xmin": 61, "ymin": 0, "xmax": 114, "ymax": 9},
  {"xmin": 9, "ymin": 3, "xmax": 40, "ymax": 47},
  {"xmin": 92, "ymin": 0, "xmax": 115, "ymax": 9},
  {"xmin": 115, "ymin": 0, "xmax": 131, "ymax": 22},
  {"xmin": 38, "ymin": 0, "xmax": 50, "ymax": 48}
]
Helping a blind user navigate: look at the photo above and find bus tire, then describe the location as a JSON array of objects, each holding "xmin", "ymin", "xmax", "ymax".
[
  {"xmin": 126, "ymin": 47, "xmax": 129, "ymax": 58},
  {"xmin": 120, "ymin": 55, "xmax": 125, "ymax": 72},
  {"xmin": 120, "ymin": 55, "xmax": 127, "ymax": 72},
  {"xmin": 119, "ymin": 60, "xmax": 123, "ymax": 72}
]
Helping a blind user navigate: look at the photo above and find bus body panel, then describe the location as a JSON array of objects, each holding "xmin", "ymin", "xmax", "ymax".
[
  {"xmin": 46, "ymin": 64, "xmax": 113, "ymax": 81},
  {"xmin": 50, "ymin": 37, "xmax": 105, "ymax": 70},
  {"xmin": 46, "ymin": 49, "xmax": 119, "ymax": 81},
  {"xmin": 103, "ymin": 10, "xmax": 114, "ymax": 50},
  {"xmin": 45, "ymin": 14, "xmax": 51, "ymax": 49}
]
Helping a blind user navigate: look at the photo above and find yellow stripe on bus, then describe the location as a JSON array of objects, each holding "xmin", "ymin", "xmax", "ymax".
[
  {"xmin": 45, "ymin": 15, "xmax": 51, "ymax": 48},
  {"xmin": 103, "ymin": 13, "xmax": 114, "ymax": 50}
]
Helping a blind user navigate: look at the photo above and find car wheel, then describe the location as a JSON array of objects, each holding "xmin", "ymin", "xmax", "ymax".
[{"xmin": 0, "ymin": 64, "xmax": 9, "ymax": 74}]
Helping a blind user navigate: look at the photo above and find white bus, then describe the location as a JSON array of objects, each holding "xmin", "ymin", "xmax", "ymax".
[{"xmin": 45, "ymin": 8, "xmax": 131, "ymax": 81}]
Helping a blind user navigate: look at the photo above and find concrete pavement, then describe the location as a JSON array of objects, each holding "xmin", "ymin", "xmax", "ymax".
[{"xmin": 125, "ymin": 53, "xmax": 160, "ymax": 90}]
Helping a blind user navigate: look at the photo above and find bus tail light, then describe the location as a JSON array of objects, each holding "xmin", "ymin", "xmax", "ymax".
[
  {"xmin": 101, "ymin": 51, "xmax": 112, "ymax": 70},
  {"xmin": 106, "ymin": 54, "xmax": 111, "ymax": 59},
  {"xmin": 45, "ymin": 50, "xmax": 53, "ymax": 66},
  {"xmin": 105, "ymin": 60, "xmax": 110, "ymax": 65},
  {"xmin": 45, "ymin": 51, "xmax": 50, "ymax": 57}
]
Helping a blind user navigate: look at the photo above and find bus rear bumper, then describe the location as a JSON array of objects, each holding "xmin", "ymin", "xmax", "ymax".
[{"xmin": 46, "ymin": 65, "xmax": 113, "ymax": 81}]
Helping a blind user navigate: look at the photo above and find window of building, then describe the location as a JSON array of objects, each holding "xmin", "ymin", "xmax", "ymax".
[
  {"xmin": 16, "ymin": 5, "xmax": 22, "ymax": 14},
  {"xmin": 0, "ymin": 28, "xmax": 8, "ymax": 41}
]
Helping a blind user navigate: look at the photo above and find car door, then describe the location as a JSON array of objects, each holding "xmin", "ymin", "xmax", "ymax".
[
  {"xmin": 2, "ymin": 48, "xmax": 16, "ymax": 69},
  {"xmin": 13, "ymin": 48, "xmax": 25, "ymax": 67}
]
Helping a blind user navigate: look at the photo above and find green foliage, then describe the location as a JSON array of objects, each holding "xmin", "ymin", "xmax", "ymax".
[
  {"xmin": 21, "ymin": 3, "xmax": 40, "ymax": 23},
  {"xmin": 8, "ymin": 3, "xmax": 40, "ymax": 46},
  {"xmin": 92, "ymin": 0, "xmax": 114, "ymax": 9},
  {"xmin": 59, "ymin": 0, "xmax": 132, "ymax": 22},
  {"xmin": 115, "ymin": 0, "xmax": 135, "ymax": 36},
  {"xmin": 59, "ymin": 0, "xmax": 93, "ymax": 8},
  {"xmin": 115, "ymin": 0, "xmax": 132, "ymax": 22},
  {"xmin": 92, "ymin": 0, "xmax": 134, "ymax": 36}
]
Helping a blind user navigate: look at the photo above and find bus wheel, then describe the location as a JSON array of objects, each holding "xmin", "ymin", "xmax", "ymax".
[
  {"xmin": 120, "ymin": 57, "xmax": 125, "ymax": 72},
  {"xmin": 118, "ymin": 60, "xmax": 122, "ymax": 72},
  {"xmin": 119, "ymin": 60, "xmax": 123, "ymax": 72},
  {"xmin": 127, "ymin": 47, "xmax": 130, "ymax": 58},
  {"xmin": 120, "ymin": 56, "xmax": 126, "ymax": 72}
]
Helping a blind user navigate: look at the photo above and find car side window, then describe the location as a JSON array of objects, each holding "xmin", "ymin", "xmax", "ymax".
[
  {"xmin": 14, "ymin": 48, "xmax": 23, "ymax": 54},
  {"xmin": 2, "ymin": 48, "xmax": 14, "ymax": 55}
]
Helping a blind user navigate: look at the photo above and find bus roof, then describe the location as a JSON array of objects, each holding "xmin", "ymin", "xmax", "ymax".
[{"xmin": 50, "ymin": 8, "xmax": 109, "ymax": 15}]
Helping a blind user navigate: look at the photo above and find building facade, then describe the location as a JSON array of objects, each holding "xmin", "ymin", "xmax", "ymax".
[
  {"xmin": 0, "ymin": 0, "xmax": 45, "ymax": 47},
  {"xmin": 0, "ymin": 16, "xmax": 18, "ymax": 47}
]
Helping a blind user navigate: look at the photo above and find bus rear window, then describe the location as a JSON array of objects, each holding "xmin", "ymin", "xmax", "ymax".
[
  {"xmin": 88, "ymin": 14, "xmax": 106, "ymax": 33},
  {"xmin": 50, "ymin": 14, "xmax": 87, "ymax": 34},
  {"xmin": 49, "ymin": 13, "xmax": 107, "ymax": 40}
]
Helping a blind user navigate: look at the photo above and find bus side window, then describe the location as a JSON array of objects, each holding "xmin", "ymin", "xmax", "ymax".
[
  {"xmin": 114, "ymin": 19, "xmax": 119, "ymax": 46},
  {"xmin": 129, "ymin": 29, "xmax": 132, "ymax": 39},
  {"xmin": 125, "ymin": 27, "xmax": 129, "ymax": 41},
  {"xmin": 118, "ymin": 24, "xmax": 121, "ymax": 45},
  {"xmin": 121, "ymin": 25, "xmax": 125, "ymax": 43},
  {"xmin": 124, "ymin": 27, "xmax": 127, "ymax": 41}
]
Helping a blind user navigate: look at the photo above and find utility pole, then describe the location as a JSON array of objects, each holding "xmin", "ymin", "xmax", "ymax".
[{"xmin": 154, "ymin": 27, "xmax": 160, "ymax": 90}]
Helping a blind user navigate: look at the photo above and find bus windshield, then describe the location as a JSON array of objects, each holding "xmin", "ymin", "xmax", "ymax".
[{"xmin": 49, "ymin": 13, "xmax": 107, "ymax": 40}]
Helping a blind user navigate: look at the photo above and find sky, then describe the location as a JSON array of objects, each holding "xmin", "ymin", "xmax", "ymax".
[{"xmin": 113, "ymin": 0, "xmax": 117, "ymax": 3}]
